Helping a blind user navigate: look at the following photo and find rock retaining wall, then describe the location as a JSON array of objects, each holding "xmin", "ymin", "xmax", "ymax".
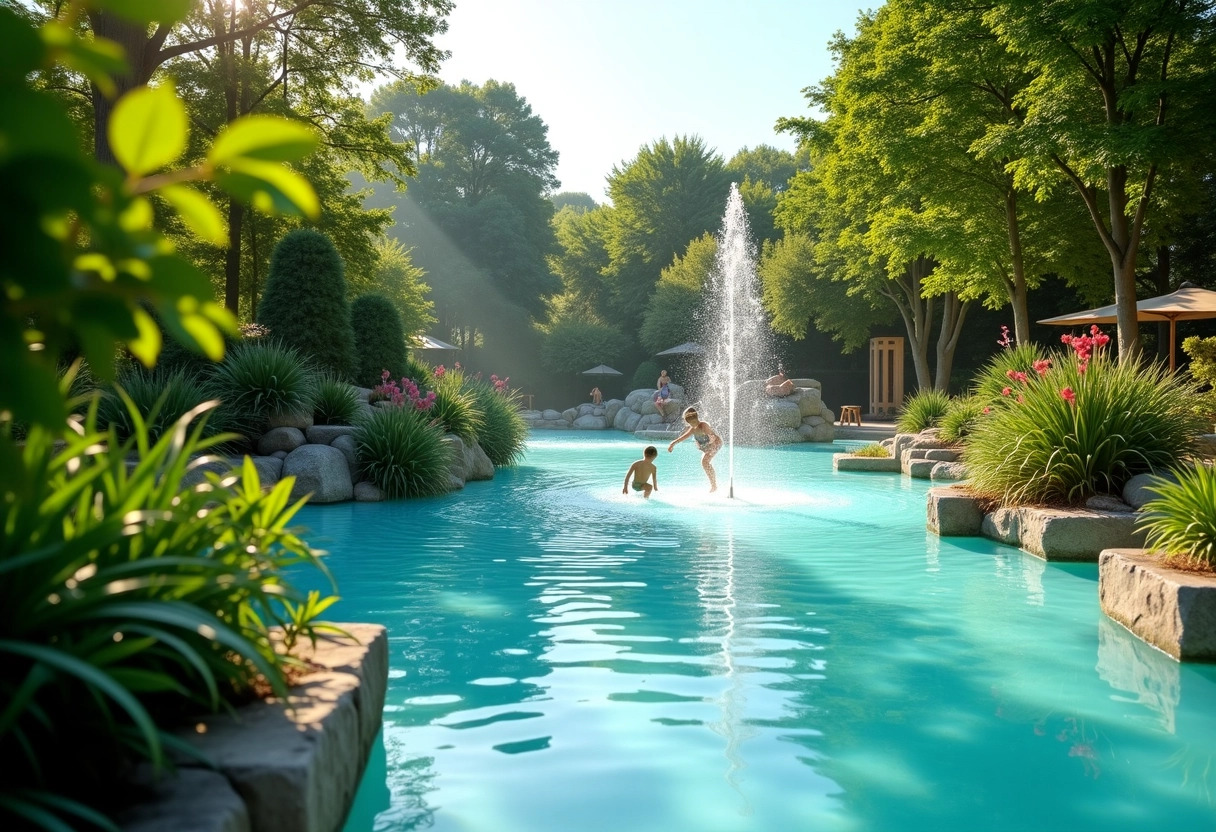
[
  {"xmin": 118, "ymin": 624, "xmax": 388, "ymax": 832},
  {"xmin": 1100, "ymin": 549, "xmax": 1216, "ymax": 661}
]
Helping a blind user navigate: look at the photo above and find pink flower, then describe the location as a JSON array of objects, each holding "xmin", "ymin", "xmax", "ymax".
[
  {"xmin": 1060, "ymin": 387, "xmax": 1076, "ymax": 405},
  {"xmin": 1001, "ymin": 386, "xmax": 1012, "ymax": 397},
  {"xmin": 1033, "ymin": 359, "xmax": 1051, "ymax": 376},
  {"xmin": 434, "ymin": 365, "xmax": 446, "ymax": 378},
  {"xmin": 454, "ymin": 362, "xmax": 462, "ymax": 370},
  {"xmin": 1005, "ymin": 370, "xmax": 1028, "ymax": 384},
  {"xmin": 1017, "ymin": 394, "xmax": 1024, "ymax": 404},
  {"xmin": 997, "ymin": 325, "xmax": 1012, "ymax": 348},
  {"xmin": 982, "ymin": 407, "xmax": 991, "ymax": 414}
]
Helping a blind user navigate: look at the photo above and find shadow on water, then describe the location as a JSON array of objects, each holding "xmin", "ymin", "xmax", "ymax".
[{"xmin": 293, "ymin": 433, "xmax": 1216, "ymax": 832}]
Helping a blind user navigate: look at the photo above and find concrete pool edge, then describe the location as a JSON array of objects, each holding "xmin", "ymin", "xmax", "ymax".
[
  {"xmin": 118, "ymin": 623, "xmax": 388, "ymax": 832},
  {"xmin": 1100, "ymin": 549, "xmax": 1216, "ymax": 661}
]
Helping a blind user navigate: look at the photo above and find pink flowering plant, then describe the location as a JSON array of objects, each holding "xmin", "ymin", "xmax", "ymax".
[
  {"xmin": 369, "ymin": 369, "xmax": 436, "ymax": 411},
  {"xmin": 963, "ymin": 325, "xmax": 1202, "ymax": 506}
]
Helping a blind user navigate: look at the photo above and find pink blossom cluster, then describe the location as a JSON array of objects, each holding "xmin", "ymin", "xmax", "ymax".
[
  {"xmin": 997, "ymin": 325, "xmax": 1013, "ymax": 348},
  {"xmin": 434, "ymin": 364, "xmax": 446, "ymax": 378},
  {"xmin": 1060, "ymin": 325, "xmax": 1110, "ymax": 373},
  {"xmin": 370, "ymin": 369, "xmax": 436, "ymax": 410},
  {"xmin": 992, "ymin": 324, "xmax": 1109, "ymax": 408}
]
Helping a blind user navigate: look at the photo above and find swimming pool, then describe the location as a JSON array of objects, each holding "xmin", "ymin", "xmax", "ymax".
[{"xmin": 295, "ymin": 433, "xmax": 1216, "ymax": 832}]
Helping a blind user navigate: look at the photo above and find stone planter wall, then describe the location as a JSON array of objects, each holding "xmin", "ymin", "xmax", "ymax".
[
  {"xmin": 833, "ymin": 453, "xmax": 900, "ymax": 472},
  {"xmin": 1100, "ymin": 549, "xmax": 1216, "ymax": 661},
  {"xmin": 119, "ymin": 623, "xmax": 388, "ymax": 832}
]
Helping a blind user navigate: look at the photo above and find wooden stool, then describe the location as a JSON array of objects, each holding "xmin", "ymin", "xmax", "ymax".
[{"xmin": 839, "ymin": 405, "xmax": 862, "ymax": 426}]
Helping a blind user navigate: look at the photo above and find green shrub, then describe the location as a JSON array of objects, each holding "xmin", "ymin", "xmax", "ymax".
[
  {"xmin": 1138, "ymin": 463, "xmax": 1216, "ymax": 567},
  {"xmin": 405, "ymin": 355, "xmax": 435, "ymax": 391},
  {"xmin": 208, "ymin": 340, "xmax": 315, "ymax": 441},
  {"xmin": 354, "ymin": 406, "xmax": 452, "ymax": 498},
  {"xmin": 896, "ymin": 388, "xmax": 952, "ymax": 434},
  {"xmin": 351, "ymin": 293, "xmax": 409, "ymax": 387},
  {"xmin": 851, "ymin": 443, "xmax": 890, "ymax": 458},
  {"xmin": 1183, "ymin": 335, "xmax": 1216, "ymax": 385},
  {"xmin": 97, "ymin": 369, "xmax": 213, "ymax": 442},
  {"xmin": 257, "ymin": 229, "xmax": 356, "ymax": 379},
  {"xmin": 312, "ymin": 375, "xmax": 363, "ymax": 426},
  {"xmin": 429, "ymin": 386, "xmax": 484, "ymax": 441},
  {"xmin": 1, "ymin": 401, "xmax": 337, "ymax": 825},
  {"xmin": 964, "ymin": 346, "xmax": 1202, "ymax": 506},
  {"xmin": 973, "ymin": 342, "xmax": 1048, "ymax": 402},
  {"xmin": 469, "ymin": 381, "xmax": 528, "ymax": 466},
  {"xmin": 939, "ymin": 395, "xmax": 988, "ymax": 444},
  {"xmin": 632, "ymin": 360, "xmax": 661, "ymax": 391}
]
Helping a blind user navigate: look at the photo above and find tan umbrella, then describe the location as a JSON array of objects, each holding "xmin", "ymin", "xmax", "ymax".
[{"xmin": 1038, "ymin": 284, "xmax": 1216, "ymax": 370}]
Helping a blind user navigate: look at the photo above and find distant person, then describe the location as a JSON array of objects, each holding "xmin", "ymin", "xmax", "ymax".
[
  {"xmin": 764, "ymin": 364, "xmax": 795, "ymax": 397},
  {"xmin": 590, "ymin": 386, "xmax": 602, "ymax": 405},
  {"xmin": 668, "ymin": 406, "xmax": 722, "ymax": 492},
  {"xmin": 654, "ymin": 369, "xmax": 674, "ymax": 421},
  {"xmin": 622, "ymin": 445, "xmax": 659, "ymax": 498}
]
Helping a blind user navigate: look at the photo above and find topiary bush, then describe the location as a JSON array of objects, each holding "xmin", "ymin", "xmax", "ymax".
[
  {"xmin": 896, "ymin": 388, "xmax": 951, "ymax": 434},
  {"xmin": 938, "ymin": 395, "xmax": 987, "ymax": 444},
  {"xmin": 97, "ymin": 369, "xmax": 214, "ymax": 442},
  {"xmin": 351, "ymin": 293, "xmax": 409, "ymax": 387},
  {"xmin": 257, "ymin": 229, "xmax": 356, "ymax": 379},
  {"xmin": 312, "ymin": 375, "xmax": 363, "ymax": 426},
  {"xmin": 632, "ymin": 360, "xmax": 661, "ymax": 391},
  {"xmin": 468, "ymin": 380, "xmax": 528, "ymax": 466},
  {"xmin": 208, "ymin": 340, "xmax": 315, "ymax": 442},
  {"xmin": 354, "ymin": 406, "xmax": 452, "ymax": 498},
  {"xmin": 964, "ymin": 330, "xmax": 1202, "ymax": 506},
  {"xmin": 1138, "ymin": 463, "xmax": 1216, "ymax": 568}
]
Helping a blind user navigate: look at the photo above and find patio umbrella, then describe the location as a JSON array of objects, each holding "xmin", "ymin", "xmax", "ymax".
[
  {"xmin": 581, "ymin": 364, "xmax": 623, "ymax": 376},
  {"xmin": 1038, "ymin": 284, "xmax": 1216, "ymax": 370},
  {"xmin": 412, "ymin": 334, "xmax": 460, "ymax": 351},
  {"xmin": 655, "ymin": 341, "xmax": 705, "ymax": 356}
]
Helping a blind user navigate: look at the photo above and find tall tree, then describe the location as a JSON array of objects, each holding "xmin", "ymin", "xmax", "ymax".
[
  {"xmin": 639, "ymin": 233, "xmax": 718, "ymax": 354},
  {"xmin": 985, "ymin": 0, "xmax": 1216, "ymax": 358}
]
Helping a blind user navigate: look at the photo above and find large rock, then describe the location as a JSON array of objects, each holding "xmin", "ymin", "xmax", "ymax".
[
  {"xmin": 353, "ymin": 481, "xmax": 383, "ymax": 502},
  {"xmin": 801, "ymin": 422, "xmax": 835, "ymax": 442},
  {"xmin": 331, "ymin": 435, "xmax": 360, "ymax": 479},
  {"xmin": 117, "ymin": 767, "xmax": 250, "ymax": 832},
  {"xmin": 442, "ymin": 435, "xmax": 470, "ymax": 483},
  {"xmin": 790, "ymin": 378, "xmax": 821, "ymax": 390},
  {"xmin": 1086, "ymin": 494, "xmax": 1134, "ymax": 513},
  {"xmin": 305, "ymin": 425, "xmax": 357, "ymax": 446},
  {"xmin": 794, "ymin": 387, "xmax": 824, "ymax": 417},
  {"xmin": 604, "ymin": 399, "xmax": 624, "ymax": 425},
  {"xmin": 542, "ymin": 409, "xmax": 563, "ymax": 421},
  {"xmin": 257, "ymin": 426, "xmax": 305, "ymax": 455},
  {"xmin": 927, "ymin": 486, "xmax": 984, "ymax": 536},
  {"xmin": 833, "ymin": 453, "xmax": 900, "ymax": 472},
  {"xmin": 623, "ymin": 410, "xmax": 642, "ymax": 432},
  {"xmin": 266, "ymin": 409, "xmax": 313, "ymax": 431},
  {"xmin": 573, "ymin": 414, "xmax": 607, "ymax": 429},
  {"xmin": 982, "ymin": 506, "xmax": 1146, "ymax": 561},
  {"xmin": 466, "ymin": 441, "xmax": 495, "ymax": 480},
  {"xmin": 283, "ymin": 445, "xmax": 353, "ymax": 503},
  {"xmin": 771, "ymin": 427, "xmax": 804, "ymax": 444},
  {"xmin": 923, "ymin": 448, "xmax": 960, "ymax": 462},
  {"xmin": 1122, "ymin": 471, "xmax": 1178, "ymax": 509},
  {"xmin": 561, "ymin": 407, "xmax": 578, "ymax": 422},
  {"xmin": 1100, "ymin": 549, "xmax": 1216, "ymax": 660},
  {"xmin": 930, "ymin": 461, "xmax": 968, "ymax": 481},
  {"xmin": 764, "ymin": 399, "xmax": 803, "ymax": 429}
]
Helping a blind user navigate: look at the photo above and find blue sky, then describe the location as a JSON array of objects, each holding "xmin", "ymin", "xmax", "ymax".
[{"xmin": 428, "ymin": 0, "xmax": 871, "ymax": 202}]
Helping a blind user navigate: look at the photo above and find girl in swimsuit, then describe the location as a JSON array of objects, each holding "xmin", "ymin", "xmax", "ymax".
[{"xmin": 667, "ymin": 406, "xmax": 722, "ymax": 492}]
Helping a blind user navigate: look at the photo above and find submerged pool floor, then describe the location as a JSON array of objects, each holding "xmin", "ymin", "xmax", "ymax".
[{"xmin": 295, "ymin": 433, "xmax": 1216, "ymax": 832}]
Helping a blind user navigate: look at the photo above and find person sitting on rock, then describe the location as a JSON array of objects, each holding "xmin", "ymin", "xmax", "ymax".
[
  {"xmin": 590, "ymin": 386, "xmax": 602, "ymax": 405},
  {"xmin": 764, "ymin": 364, "xmax": 795, "ymax": 397},
  {"xmin": 654, "ymin": 369, "xmax": 674, "ymax": 421}
]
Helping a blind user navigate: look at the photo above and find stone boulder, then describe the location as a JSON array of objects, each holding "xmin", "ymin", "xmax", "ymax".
[
  {"xmin": 604, "ymin": 399, "xmax": 624, "ymax": 425},
  {"xmin": 1086, "ymin": 494, "xmax": 1134, "ymax": 513},
  {"xmin": 353, "ymin": 481, "xmax": 383, "ymax": 502},
  {"xmin": 266, "ymin": 409, "xmax": 313, "ymax": 431},
  {"xmin": 573, "ymin": 414, "xmax": 607, "ymax": 429},
  {"xmin": 257, "ymin": 426, "xmax": 305, "ymax": 456},
  {"xmin": 282, "ymin": 445, "xmax": 353, "ymax": 503},
  {"xmin": 1123, "ymin": 471, "xmax": 1178, "ymax": 509},
  {"xmin": 466, "ymin": 441, "xmax": 495, "ymax": 481},
  {"xmin": 542, "ymin": 409, "xmax": 563, "ymax": 421},
  {"xmin": 305, "ymin": 424, "xmax": 357, "ymax": 445},
  {"xmin": 330, "ymin": 435, "xmax": 360, "ymax": 480},
  {"xmin": 562, "ymin": 407, "xmax": 578, "ymax": 422},
  {"xmin": 930, "ymin": 461, "xmax": 968, "ymax": 482}
]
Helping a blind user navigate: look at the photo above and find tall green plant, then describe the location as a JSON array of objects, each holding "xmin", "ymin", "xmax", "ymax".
[
  {"xmin": 354, "ymin": 407, "xmax": 451, "ymax": 498},
  {"xmin": 257, "ymin": 229, "xmax": 356, "ymax": 380},
  {"xmin": 964, "ymin": 339, "xmax": 1202, "ymax": 506},
  {"xmin": 896, "ymin": 388, "xmax": 951, "ymax": 434},
  {"xmin": 1, "ymin": 397, "xmax": 336, "ymax": 829},
  {"xmin": 208, "ymin": 340, "xmax": 315, "ymax": 441},
  {"xmin": 97, "ymin": 369, "xmax": 213, "ymax": 442},
  {"xmin": 351, "ymin": 293, "xmax": 409, "ymax": 387},
  {"xmin": 972, "ymin": 342, "xmax": 1048, "ymax": 402},
  {"xmin": 1138, "ymin": 463, "xmax": 1216, "ymax": 567},
  {"xmin": 468, "ymin": 381, "xmax": 528, "ymax": 466}
]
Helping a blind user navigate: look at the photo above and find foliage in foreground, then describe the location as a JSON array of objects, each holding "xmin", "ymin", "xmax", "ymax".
[
  {"xmin": 97, "ymin": 369, "xmax": 214, "ymax": 442},
  {"xmin": 354, "ymin": 406, "xmax": 452, "ymax": 498},
  {"xmin": 964, "ymin": 333, "xmax": 1201, "ymax": 506},
  {"xmin": 1, "ymin": 398, "xmax": 336, "ymax": 829},
  {"xmin": 896, "ymin": 388, "xmax": 951, "ymax": 434},
  {"xmin": 1138, "ymin": 463, "xmax": 1216, "ymax": 567}
]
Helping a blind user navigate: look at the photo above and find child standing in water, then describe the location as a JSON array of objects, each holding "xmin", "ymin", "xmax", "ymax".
[
  {"xmin": 622, "ymin": 446, "xmax": 659, "ymax": 498},
  {"xmin": 668, "ymin": 407, "xmax": 722, "ymax": 492}
]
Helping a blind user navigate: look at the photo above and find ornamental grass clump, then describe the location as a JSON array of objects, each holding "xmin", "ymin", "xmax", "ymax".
[
  {"xmin": 896, "ymin": 387, "xmax": 951, "ymax": 434},
  {"xmin": 1138, "ymin": 463, "xmax": 1216, "ymax": 569},
  {"xmin": 938, "ymin": 395, "xmax": 987, "ymax": 444},
  {"xmin": 97, "ymin": 368, "xmax": 212, "ymax": 442},
  {"xmin": 429, "ymin": 386, "xmax": 484, "ymax": 441},
  {"xmin": 973, "ymin": 336, "xmax": 1047, "ymax": 403},
  {"xmin": 208, "ymin": 340, "xmax": 315, "ymax": 440},
  {"xmin": 468, "ymin": 378, "xmax": 528, "ymax": 466},
  {"xmin": 311, "ymin": 375, "xmax": 363, "ymax": 426},
  {"xmin": 354, "ymin": 406, "xmax": 451, "ymax": 498},
  {"xmin": 964, "ymin": 326, "xmax": 1202, "ymax": 506},
  {"xmin": 851, "ymin": 443, "xmax": 890, "ymax": 458}
]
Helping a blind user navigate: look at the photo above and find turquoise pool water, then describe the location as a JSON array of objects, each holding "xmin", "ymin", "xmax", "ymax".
[{"xmin": 295, "ymin": 433, "xmax": 1216, "ymax": 832}]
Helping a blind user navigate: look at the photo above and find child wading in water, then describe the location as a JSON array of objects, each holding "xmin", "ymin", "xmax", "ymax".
[
  {"xmin": 668, "ymin": 407, "xmax": 722, "ymax": 492},
  {"xmin": 622, "ymin": 445, "xmax": 659, "ymax": 498}
]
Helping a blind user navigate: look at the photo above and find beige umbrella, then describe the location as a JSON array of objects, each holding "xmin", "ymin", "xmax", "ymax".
[{"xmin": 1038, "ymin": 284, "xmax": 1216, "ymax": 370}]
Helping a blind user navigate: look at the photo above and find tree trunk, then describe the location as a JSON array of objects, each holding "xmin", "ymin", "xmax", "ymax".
[
  {"xmin": 933, "ymin": 291, "xmax": 971, "ymax": 392},
  {"xmin": 225, "ymin": 199, "xmax": 243, "ymax": 313},
  {"xmin": 887, "ymin": 256, "xmax": 936, "ymax": 391},
  {"xmin": 1003, "ymin": 185, "xmax": 1030, "ymax": 344},
  {"xmin": 87, "ymin": 13, "xmax": 156, "ymax": 164}
]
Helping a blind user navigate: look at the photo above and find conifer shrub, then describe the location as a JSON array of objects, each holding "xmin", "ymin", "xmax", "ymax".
[
  {"xmin": 257, "ymin": 229, "xmax": 356, "ymax": 379},
  {"xmin": 351, "ymin": 293, "xmax": 409, "ymax": 387}
]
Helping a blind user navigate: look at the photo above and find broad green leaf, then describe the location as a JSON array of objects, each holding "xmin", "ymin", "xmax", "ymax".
[
  {"xmin": 43, "ymin": 24, "xmax": 127, "ymax": 97},
  {"xmin": 0, "ymin": 8, "xmax": 44, "ymax": 82},
  {"xmin": 0, "ymin": 357, "xmax": 65, "ymax": 429},
  {"xmin": 98, "ymin": 0, "xmax": 193, "ymax": 25},
  {"xmin": 148, "ymin": 255, "xmax": 214, "ymax": 299},
  {"xmin": 109, "ymin": 85, "xmax": 187, "ymax": 177},
  {"xmin": 216, "ymin": 159, "xmax": 320, "ymax": 218},
  {"xmin": 160, "ymin": 184, "xmax": 227, "ymax": 245},
  {"xmin": 0, "ymin": 88, "xmax": 82, "ymax": 161},
  {"xmin": 128, "ymin": 306, "xmax": 162, "ymax": 368},
  {"xmin": 119, "ymin": 196, "xmax": 153, "ymax": 231},
  {"xmin": 209, "ymin": 116, "xmax": 319, "ymax": 165},
  {"xmin": 178, "ymin": 310, "xmax": 226, "ymax": 361}
]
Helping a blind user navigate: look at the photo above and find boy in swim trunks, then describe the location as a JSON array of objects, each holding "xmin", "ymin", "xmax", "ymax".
[{"xmin": 622, "ymin": 445, "xmax": 659, "ymax": 498}]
